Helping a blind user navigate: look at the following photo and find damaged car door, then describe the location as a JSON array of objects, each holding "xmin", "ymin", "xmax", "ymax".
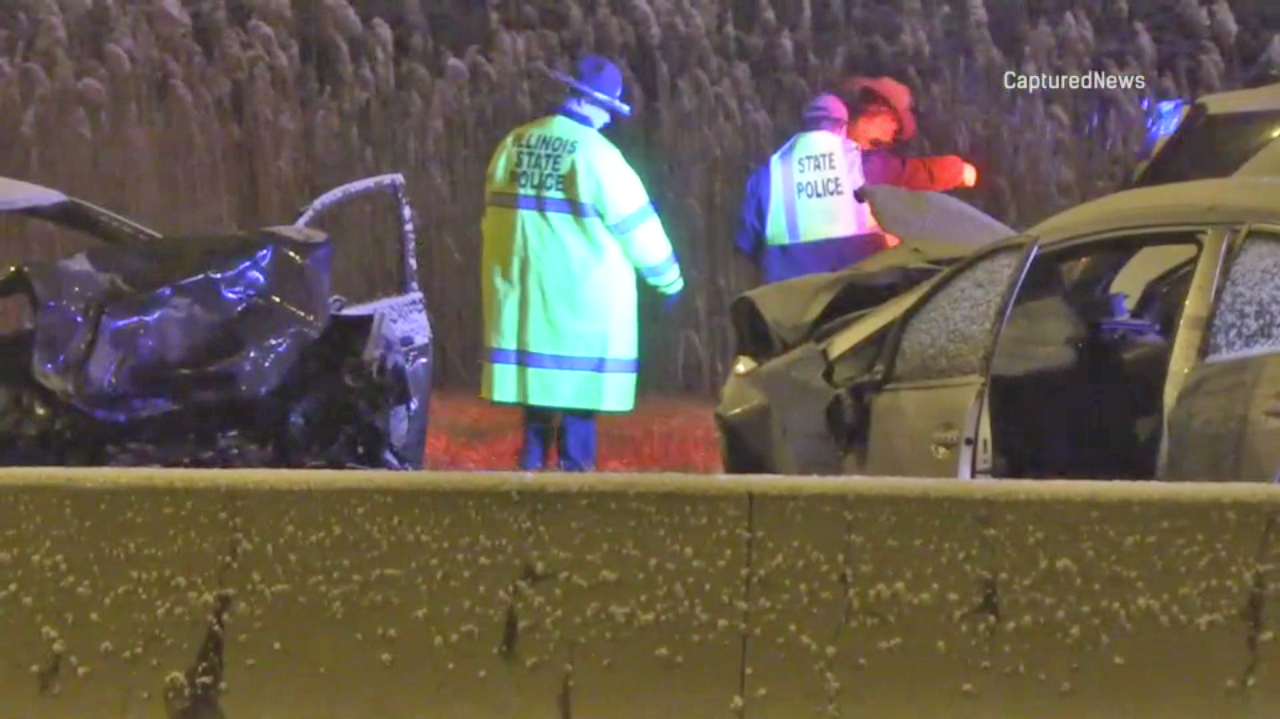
[
  {"xmin": 294, "ymin": 174, "xmax": 432, "ymax": 468},
  {"xmin": 1163, "ymin": 224, "xmax": 1280, "ymax": 480},
  {"xmin": 850, "ymin": 238, "xmax": 1037, "ymax": 478}
]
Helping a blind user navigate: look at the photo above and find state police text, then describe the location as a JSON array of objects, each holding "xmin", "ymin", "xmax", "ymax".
[
  {"xmin": 794, "ymin": 151, "xmax": 845, "ymax": 199},
  {"xmin": 509, "ymin": 133, "xmax": 580, "ymax": 192}
]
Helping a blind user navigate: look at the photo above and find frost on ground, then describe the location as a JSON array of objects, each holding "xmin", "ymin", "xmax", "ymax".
[
  {"xmin": 425, "ymin": 393, "xmax": 722, "ymax": 472},
  {"xmin": 1, "ymin": 479, "xmax": 1279, "ymax": 717}
]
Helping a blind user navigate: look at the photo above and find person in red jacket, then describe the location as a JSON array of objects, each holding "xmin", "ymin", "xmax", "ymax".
[{"xmin": 840, "ymin": 76, "xmax": 978, "ymax": 193}]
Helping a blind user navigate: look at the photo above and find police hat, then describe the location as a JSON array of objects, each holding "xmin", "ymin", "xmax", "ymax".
[
  {"xmin": 547, "ymin": 55, "xmax": 633, "ymax": 117},
  {"xmin": 802, "ymin": 93, "xmax": 850, "ymax": 124}
]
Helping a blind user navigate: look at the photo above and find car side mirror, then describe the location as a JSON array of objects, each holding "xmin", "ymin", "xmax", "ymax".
[{"xmin": 826, "ymin": 371, "xmax": 884, "ymax": 451}]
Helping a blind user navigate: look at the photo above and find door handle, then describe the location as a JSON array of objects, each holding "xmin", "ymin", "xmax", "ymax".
[{"xmin": 931, "ymin": 427, "xmax": 960, "ymax": 459}]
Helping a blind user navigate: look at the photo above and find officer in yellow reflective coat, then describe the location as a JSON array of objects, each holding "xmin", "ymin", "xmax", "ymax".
[{"xmin": 480, "ymin": 55, "xmax": 685, "ymax": 471}]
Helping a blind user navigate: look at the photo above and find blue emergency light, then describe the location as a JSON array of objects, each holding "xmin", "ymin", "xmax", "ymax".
[
  {"xmin": 1137, "ymin": 97, "xmax": 1188, "ymax": 159},
  {"xmin": 1147, "ymin": 98, "xmax": 1187, "ymax": 137}
]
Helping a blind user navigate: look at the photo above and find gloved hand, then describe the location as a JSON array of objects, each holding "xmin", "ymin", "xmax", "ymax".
[
  {"xmin": 961, "ymin": 162, "xmax": 978, "ymax": 188},
  {"xmin": 663, "ymin": 290, "xmax": 683, "ymax": 312},
  {"xmin": 928, "ymin": 155, "xmax": 968, "ymax": 190}
]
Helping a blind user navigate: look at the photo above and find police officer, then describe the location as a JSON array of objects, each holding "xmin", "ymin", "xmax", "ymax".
[
  {"xmin": 480, "ymin": 55, "xmax": 685, "ymax": 472},
  {"xmin": 734, "ymin": 93, "xmax": 880, "ymax": 284}
]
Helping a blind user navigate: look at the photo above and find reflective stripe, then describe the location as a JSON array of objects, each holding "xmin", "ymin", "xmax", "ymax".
[
  {"xmin": 608, "ymin": 203, "xmax": 657, "ymax": 236},
  {"xmin": 776, "ymin": 142, "xmax": 802, "ymax": 244},
  {"xmin": 487, "ymin": 348, "xmax": 639, "ymax": 373},
  {"xmin": 487, "ymin": 192, "xmax": 599, "ymax": 218},
  {"xmin": 657, "ymin": 276, "xmax": 683, "ymax": 293},
  {"xmin": 638, "ymin": 253, "xmax": 679, "ymax": 281}
]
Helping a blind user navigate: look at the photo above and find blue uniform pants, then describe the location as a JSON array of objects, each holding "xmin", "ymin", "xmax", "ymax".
[{"xmin": 519, "ymin": 407, "xmax": 597, "ymax": 471}]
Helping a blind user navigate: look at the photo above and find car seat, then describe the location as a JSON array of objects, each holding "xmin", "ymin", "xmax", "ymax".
[{"xmin": 989, "ymin": 262, "xmax": 1143, "ymax": 478}]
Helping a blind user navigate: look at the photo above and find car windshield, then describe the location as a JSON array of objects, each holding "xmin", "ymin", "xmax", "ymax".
[{"xmin": 1134, "ymin": 107, "xmax": 1280, "ymax": 187}]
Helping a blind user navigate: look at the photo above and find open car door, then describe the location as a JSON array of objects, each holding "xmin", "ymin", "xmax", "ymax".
[
  {"xmin": 849, "ymin": 238, "xmax": 1038, "ymax": 477},
  {"xmin": 294, "ymin": 174, "xmax": 432, "ymax": 468},
  {"xmin": 1162, "ymin": 223, "xmax": 1280, "ymax": 481}
]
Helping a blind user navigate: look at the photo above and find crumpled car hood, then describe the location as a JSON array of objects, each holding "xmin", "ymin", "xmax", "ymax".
[
  {"xmin": 22, "ymin": 225, "xmax": 333, "ymax": 421},
  {"xmin": 732, "ymin": 186, "xmax": 1018, "ymax": 357}
]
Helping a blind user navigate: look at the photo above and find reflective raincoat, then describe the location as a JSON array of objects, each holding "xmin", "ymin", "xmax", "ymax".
[{"xmin": 480, "ymin": 110, "xmax": 684, "ymax": 412}]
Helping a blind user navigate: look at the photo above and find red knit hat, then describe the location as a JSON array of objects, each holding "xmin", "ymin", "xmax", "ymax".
[{"xmin": 841, "ymin": 76, "xmax": 917, "ymax": 141}]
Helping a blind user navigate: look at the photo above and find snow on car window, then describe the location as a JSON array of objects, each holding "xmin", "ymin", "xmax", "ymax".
[
  {"xmin": 1206, "ymin": 233, "xmax": 1280, "ymax": 361},
  {"xmin": 893, "ymin": 246, "xmax": 1024, "ymax": 382}
]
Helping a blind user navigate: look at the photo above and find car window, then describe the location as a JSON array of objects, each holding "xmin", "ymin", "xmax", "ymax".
[
  {"xmin": 890, "ymin": 245, "xmax": 1026, "ymax": 382},
  {"xmin": 989, "ymin": 234, "xmax": 1203, "ymax": 376},
  {"xmin": 1134, "ymin": 108, "xmax": 1280, "ymax": 187},
  {"xmin": 1204, "ymin": 230, "xmax": 1280, "ymax": 362},
  {"xmin": 1110, "ymin": 244, "xmax": 1198, "ymax": 311}
]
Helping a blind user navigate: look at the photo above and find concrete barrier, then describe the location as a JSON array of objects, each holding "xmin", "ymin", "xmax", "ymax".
[{"xmin": 2, "ymin": 470, "xmax": 1279, "ymax": 718}]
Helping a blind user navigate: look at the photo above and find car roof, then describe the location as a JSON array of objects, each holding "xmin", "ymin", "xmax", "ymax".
[
  {"xmin": 1199, "ymin": 82, "xmax": 1280, "ymax": 114},
  {"xmin": 0, "ymin": 177, "xmax": 69, "ymax": 211},
  {"xmin": 1028, "ymin": 176, "xmax": 1280, "ymax": 242},
  {"xmin": 1190, "ymin": 83, "xmax": 1280, "ymax": 178},
  {"xmin": 1200, "ymin": 83, "xmax": 1280, "ymax": 178}
]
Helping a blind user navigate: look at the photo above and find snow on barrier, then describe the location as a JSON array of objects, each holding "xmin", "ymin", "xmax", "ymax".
[{"xmin": 2, "ymin": 469, "xmax": 1279, "ymax": 719}]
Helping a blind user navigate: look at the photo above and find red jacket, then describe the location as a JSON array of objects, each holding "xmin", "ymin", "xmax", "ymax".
[{"xmin": 862, "ymin": 149, "xmax": 967, "ymax": 192}]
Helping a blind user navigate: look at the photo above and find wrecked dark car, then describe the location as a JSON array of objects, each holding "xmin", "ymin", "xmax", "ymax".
[
  {"xmin": 717, "ymin": 175, "xmax": 1280, "ymax": 481},
  {"xmin": 0, "ymin": 175, "xmax": 432, "ymax": 469}
]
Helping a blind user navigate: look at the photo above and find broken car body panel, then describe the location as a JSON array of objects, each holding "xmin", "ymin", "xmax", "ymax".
[
  {"xmin": 0, "ymin": 175, "xmax": 431, "ymax": 469},
  {"xmin": 719, "ymin": 176, "xmax": 1280, "ymax": 480},
  {"xmin": 293, "ymin": 173, "xmax": 433, "ymax": 469},
  {"xmin": 730, "ymin": 186, "xmax": 1016, "ymax": 361},
  {"xmin": 22, "ymin": 225, "xmax": 333, "ymax": 420}
]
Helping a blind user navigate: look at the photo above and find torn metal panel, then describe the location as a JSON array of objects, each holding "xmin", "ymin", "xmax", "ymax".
[
  {"xmin": 731, "ymin": 262, "xmax": 945, "ymax": 361},
  {"xmin": 0, "ymin": 314, "xmax": 417, "ymax": 469},
  {"xmin": 0, "ymin": 174, "xmax": 431, "ymax": 469},
  {"xmin": 718, "ymin": 343, "xmax": 845, "ymax": 474},
  {"xmin": 21, "ymin": 225, "xmax": 333, "ymax": 421},
  {"xmin": 295, "ymin": 173, "xmax": 432, "ymax": 468},
  {"xmin": 730, "ymin": 186, "xmax": 1016, "ymax": 362},
  {"xmin": 332, "ymin": 292, "xmax": 433, "ymax": 470},
  {"xmin": 295, "ymin": 172, "xmax": 422, "ymax": 296}
]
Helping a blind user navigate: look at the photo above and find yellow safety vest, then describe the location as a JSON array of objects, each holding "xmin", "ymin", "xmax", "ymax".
[{"xmin": 763, "ymin": 130, "xmax": 877, "ymax": 245}]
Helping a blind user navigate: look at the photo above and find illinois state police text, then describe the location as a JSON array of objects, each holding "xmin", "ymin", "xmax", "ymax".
[{"xmin": 510, "ymin": 133, "xmax": 579, "ymax": 193}]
